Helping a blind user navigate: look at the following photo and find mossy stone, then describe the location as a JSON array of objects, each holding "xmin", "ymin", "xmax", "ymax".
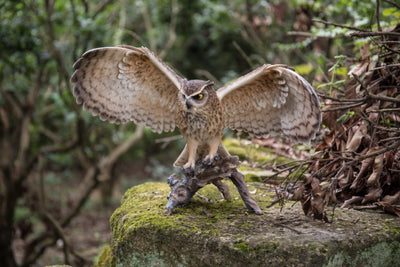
[
  {"xmin": 223, "ymin": 138, "xmax": 292, "ymax": 165},
  {"xmin": 110, "ymin": 181, "xmax": 400, "ymax": 266},
  {"xmin": 94, "ymin": 245, "xmax": 116, "ymax": 267}
]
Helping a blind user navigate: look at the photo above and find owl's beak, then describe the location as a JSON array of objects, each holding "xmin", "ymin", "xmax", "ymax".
[{"xmin": 185, "ymin": 100, "xmax": 192, "ymax": 109}]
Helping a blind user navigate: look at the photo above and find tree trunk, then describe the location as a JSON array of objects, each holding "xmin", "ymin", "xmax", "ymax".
[
  {"xmin": 0, "ymin": 175, "xmax": 18, "ymax": 267},
  {"xmin": 0, "ymin": 227, "xmax": 18, "ymax": 267}
]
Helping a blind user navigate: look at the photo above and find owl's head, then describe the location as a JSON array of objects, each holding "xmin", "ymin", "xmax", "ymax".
[{"xmin": 179, "ymin": 79, "xmax": 215, "ymax": 111}]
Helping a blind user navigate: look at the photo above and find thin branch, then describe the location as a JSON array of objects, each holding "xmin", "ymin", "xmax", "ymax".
[
  {"xmin": 371, "ymin": 63, "xmax": 400, "ymax": 70},
  {"xmin": 98, "ymin": 125, "xmax": 144, "ymax": 174},
  {"xmin": 61, "ymin": 167, "xmax": 100, "ymax": 228},
  {"xmin": 322, "ymin": 102, "xmax": 365, "ymax": 112},
  {"xmin": 93, "ymin": 0, "xmax": 115, "ymax": 18},
  {"xmin": 159, "ymin": 0, "xmax": 179, "ymax": 59},
  {"xmin": 287, "ymin": 31, "xmax": 316, "ymax": 37},
  {"xmin": 382, "ymin": 0, "xmax": 400, "ymax": 10},
  {"xmin": 368, "ymin": 108, "xmax": 400, "ymax": 113},
  {"xmin": 351, "ymin": 140, "xmax": 400, "ymax": 163},
  {"xmin": 367, "ymin": 93, "xmax": 400, "ymax": 104},
  {"xmin": 376, "ymin": 0, "xmax": 382, "ymax": 33},
  {"xmin": 350, "ymin": 31, "xmax": 400, "ymax": 37},
  {"xmin": 155, "ymin": 135, "xmax": 182, "ymax": 149},
  {"xmin": 313, "ymin": 19, "xmax": 369, "ymax": 32},
  {"xmin": 233, "ymin": 41, "xmax": 254, "ymax": 68},
  {"xmin": 141, "ymin": 1, "xmax": 156, "ymax": 51}
]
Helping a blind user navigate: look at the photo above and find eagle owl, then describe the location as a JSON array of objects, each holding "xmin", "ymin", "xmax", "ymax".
[{"xmin": 71, "ymin": 45, "xmax": 321, "ymax": 169}]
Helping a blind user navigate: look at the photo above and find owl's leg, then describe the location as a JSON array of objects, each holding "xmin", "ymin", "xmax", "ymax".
[
  {"xmin": 203, "ymin": 139, "xmax": 220, "ymax": 164},
  {"xmin": 183, "ymin": 140, "xmax": 199, "ymax": 170}
]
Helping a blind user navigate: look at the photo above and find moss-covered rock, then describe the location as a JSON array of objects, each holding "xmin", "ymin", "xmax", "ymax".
[
  {"xmin": 108, "ymin": 181, "xmax": 400, "ymax": 266},
  {"xmin": 223, "ymin": 138, "xmax": 291, "ymax": 165},
  {"xmin": 94, "ymin": 245, "xmax": 116, "ymax": 267}
]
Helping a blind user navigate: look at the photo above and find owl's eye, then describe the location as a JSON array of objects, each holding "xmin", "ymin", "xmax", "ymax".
[{"xmin": 192, "ymin": 93, "xmax": 204, "ymax": 100}]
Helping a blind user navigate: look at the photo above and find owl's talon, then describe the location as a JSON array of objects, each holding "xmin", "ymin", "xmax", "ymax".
[
  {"xmin": 202, "ymin": 155, "xmax": 217, "ymax": 166},
  {"xmin": 202, "ymin": 159, "xmax": 213, "ymax": 166},
  {"xmin": 201, "ymin": 160, "xmax": 213, "ymax": 165}
]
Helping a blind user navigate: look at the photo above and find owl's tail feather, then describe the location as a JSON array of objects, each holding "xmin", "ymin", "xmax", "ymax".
[{"xmin": 173, "ymin": 144, "xmax": 230, "ymax": 168}]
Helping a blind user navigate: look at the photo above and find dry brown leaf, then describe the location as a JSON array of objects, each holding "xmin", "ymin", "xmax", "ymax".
[
  {"xmin": 341, "ymin": 196, "xmax": 363, "ymax": 208},
  {"xmin": 376, "ymin": 202, "xmax": 400, "ymax": 216},
  {"xmin": 366, "ymin": 153, "xmax": 384, "ymax": 187},
  {"xmin": 348, "ymin": 62, "xmax": 369, "ymax": 77},
  {"xmin": 345, "ymin": 123, "xmax": 368, "ymax": 153},
  {"xmin": 381, "ymin": 191, "xmax": 400, "ymax": 205},
  {"xmin": 291, "ymin": 184, "xmax": 304, "ymax": 201},
  {"xmin": 350, "ymin": 149, "xmax": 376, "ymax": 191},
  {"xmin": 360, "ymin": 43, "xmax": 370, "ymax": 60},
  {"xmin": 348, "ymin": 43, "xmax": 370, "ymax": 77},
  {"xmin": 300, "ymin": 195, "xmax": 312, "ymax": 216},
  {"xmin": 362, "ymin": 187, "xmax": 383, "ymax": 204}
]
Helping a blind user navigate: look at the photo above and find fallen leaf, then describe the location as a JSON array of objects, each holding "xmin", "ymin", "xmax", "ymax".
[
  {"xmin": 362, "ymin": 187, "xmax": 382, "ymax": 204},
  {"xmin": 345, "ymin": 123, "xmax": 368, "ymax": 153},
  {"xmin": 366, "ymin": 153, "xmax": 384, "ymax": 187},
  {"xmin": 341, "ymin": 196, "xmax": 363, "ymax": 208}
]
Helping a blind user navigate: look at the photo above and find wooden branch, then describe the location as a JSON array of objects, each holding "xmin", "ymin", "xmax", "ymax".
[
  {"xmin": 22, "ymin": 233, "xmax": 55, "ymax": 267},
  {"xmin": 141, "ymin": 2, "xmax": 156, "ymax": 51},
  {"xmin": 313, "ymin": 19, "xmax": 369, "ymax": 32},
  {"xmin": 16, "ymin": 118, "xmax": 30, "ymax": 160},
  {"xmin": 93, "ymin": 0, "xmax": 114, "ymax": 18},
  {"xmin": 322, "ymin": 102, "xmax": 365, "ymax": 112},
  {"xmin": 159, "ymin": 0, "xmax": 179, "ymax": 59},
  {"xmin": 98, "ymin": 126, "xmax": 144, "ymax": 180},
  {"xmin": 233, "ymin": 41, "xmax": 254, "ymax": 69},
  {"xmin": 376, "ymin": 0, "xmax": 382, "ymax": 33},
  {"xmin": 155, "ymin": 135, "xmax": 182, "ymax": 149},
  {"xmin": 351, "ymin": 140, "xmax": 400, "ymax": 163},
  {"xmin": 38, "ymin": 125, "xmax": 62, "ymax": 143},
  {"xmin": 2, "ymin": 91, "xmax": 23, "ymax": 119},
  {"xmin": 350, "ymin": 31, "xmax": 400, "ymax": 37},
  {"xmin": 367, "ymin": 93, "xmax": 400, "ymax": 104},
  {"xmin": 43, "ymin": 0, "xmax": 71, "ymax": 85},
  {"xmin": 287, "ymin": 31, "xmax": 316, "ymax": 37},
  {"xmin": 62, "ymin": 166, "xmax": 100, "ymax": 228},
  {"xmin": 382, "ymin": 0, "xmax": 400, "ymax": 10},
  {"xmin": 164, "ymin": 155, "xmax": 262, "ymax": 215}
]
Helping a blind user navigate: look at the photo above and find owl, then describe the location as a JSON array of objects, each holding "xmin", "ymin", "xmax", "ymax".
[{"xmin": 71, "ymin": 45, "xmax": 321, "ymax": 169}]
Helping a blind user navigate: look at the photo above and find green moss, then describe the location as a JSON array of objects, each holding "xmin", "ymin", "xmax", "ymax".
[
  {"xmin": 234, "ymin": 240, "xmax": 280, "ymax": 254},
  {"xmin": 110, "ymin": 181, "xmax": 274, "ymax": 248},
  {"xmin": 223, "ymin": 138, "xmax": 293, "ymax": 166},
  {"xmin": 110, "ymin": 180, "xmax": 278, "ymax": 266},
  {"xmin": 263, "ymin": 241, "xmax": 280, "ymax": 252},
  {"xmin": 223, "ymin": 138, "xmax": 248, "ymax": 160},
  {"xmin": 383, "ymin": 221, "xmax": 400, "ymax": 235},
  {"xmin": 232, "ymin": 234, "xmax": 247, "ymax": 239},
  {"xmin": 234, "ymin": 241, "xmax": 252, "ymax": 253},
  {"xmin": 94, "ymin": 245, "xmax": 115, "ymax": 267},
  {"xmin": 110, "ymin": 179, "xmax": 400, "ymax": 266},
  {"xmin": 238, "ymin": 165, "xmax": 286, "ymax": 183},
  {"xmin": 325, "ymin": 241, "xmax": 400, "ymax": 267}
]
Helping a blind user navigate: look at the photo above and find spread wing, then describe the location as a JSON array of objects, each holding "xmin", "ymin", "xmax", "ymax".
[
  {"xmin": 71, "ymin": 45, "xmax": 183, "ymax": 133},
  {"xmin": 217, "ymin": 64, "xmax": 321, "ymax": 142}
]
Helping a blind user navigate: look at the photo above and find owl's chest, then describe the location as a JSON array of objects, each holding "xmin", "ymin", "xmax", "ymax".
[{"xmin": 178, "ymin": 109, "xmax": 223, "ymax": 141}]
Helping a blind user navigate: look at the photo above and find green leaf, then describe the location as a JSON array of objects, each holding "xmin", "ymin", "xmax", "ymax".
[
  {"xmin": 336, "ymin": 67, "xmax": 348, "ymax": 76},
  {"xmin": 294, "ymin": 64, "xmax": 314, "ymax": 75},
  {"xmin": 382, "ymin": 7, "xmax": 396, "ymax": 17}
]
